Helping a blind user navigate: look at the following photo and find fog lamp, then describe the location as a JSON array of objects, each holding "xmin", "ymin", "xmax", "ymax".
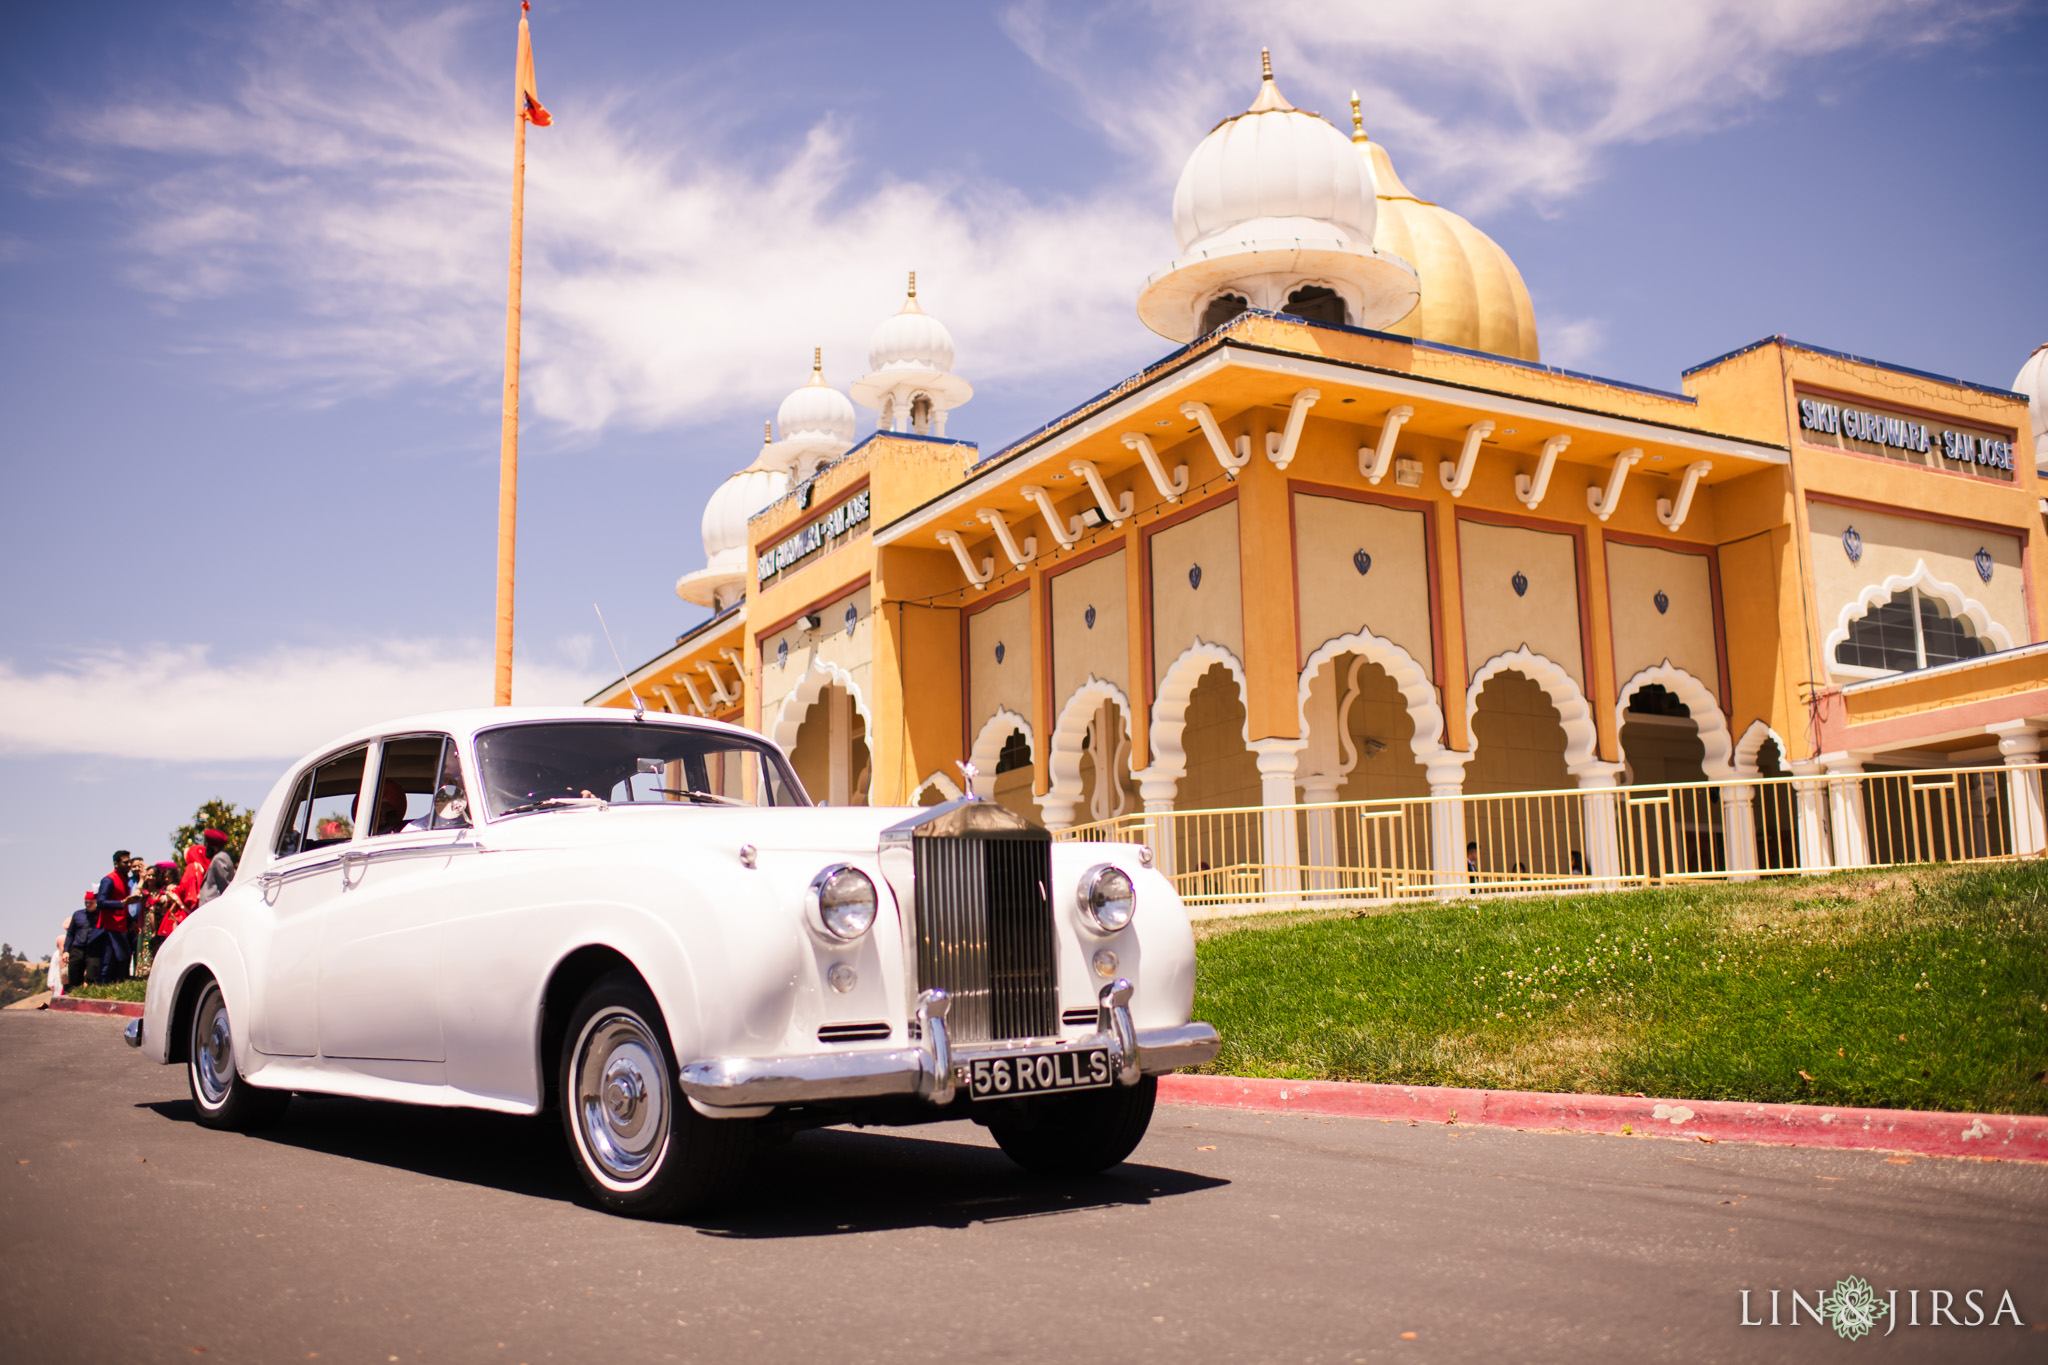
[{"xmin": 1092, "ymin": 949, "xmax": 1119, "ymax": 978}]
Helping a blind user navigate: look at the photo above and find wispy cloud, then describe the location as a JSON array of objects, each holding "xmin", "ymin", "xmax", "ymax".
[
  {"xmin": 0, "ymin": 641, "xmax": 597, "ymax": 762},
  {"xmin": 1006, "ymin": 0, "xmax": 2015, "ymax": 215},
  {"xmin": 52, "ymin": 2, "xmax": 1164, "ymax": 434}
]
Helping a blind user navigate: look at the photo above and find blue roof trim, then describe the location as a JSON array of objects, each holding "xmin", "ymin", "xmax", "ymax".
[
  {"xmin": 1682, "ymin": 335, "xmax": 2028, "ymax": 402},
  {"xmin": 975, "ymin": 309, "xmax": 1711, "ymax": 469}
]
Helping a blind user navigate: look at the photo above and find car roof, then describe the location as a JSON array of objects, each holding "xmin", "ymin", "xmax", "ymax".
[{"xmin": 294, "ymin": 706, "xmax": 761, "ymax": 765}]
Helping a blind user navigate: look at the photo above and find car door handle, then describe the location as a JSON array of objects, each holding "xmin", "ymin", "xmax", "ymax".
[
  {"xmin": 260, "ymin": 872, "xmax": 282, "ymax": 906},
  {"xmin": 340, "ymin": 850, "xmax": 368, "ymax": 890}
]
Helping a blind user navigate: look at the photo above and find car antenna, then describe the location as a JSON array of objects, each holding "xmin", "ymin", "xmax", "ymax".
[{"xmin": 593, "ymin": 604, "xmax": 646, "ymax": 720}]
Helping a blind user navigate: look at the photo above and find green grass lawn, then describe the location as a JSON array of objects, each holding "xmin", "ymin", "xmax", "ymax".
[
  {"xmin": 1192, "ymin": 860, "xmax": 2048, "ymax": 1115},
  {"xmin": 67, "ymin": 979, "xmax": 146, "ymax": 1003}
]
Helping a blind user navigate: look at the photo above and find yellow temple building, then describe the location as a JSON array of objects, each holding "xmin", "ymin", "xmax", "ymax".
[{"xmin": 594, "ymin": 57, "xmax": 2047, "ymax": 906}]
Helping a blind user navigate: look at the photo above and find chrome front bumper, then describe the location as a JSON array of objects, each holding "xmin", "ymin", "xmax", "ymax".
[{"xmin": 678, "ymin": 978, "xmax": 1221, "ymax": 1111}]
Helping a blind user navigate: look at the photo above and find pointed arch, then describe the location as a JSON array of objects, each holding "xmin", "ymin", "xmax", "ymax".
[
  {"xmin": 911, "ymin": 770, "xmax": 961, "ymax": 805},
  {"xmin": 1823, "ymin": 559, "xmax": 2014, "ymax": 665},
  {"xmin": 1613, "ymin": 661, "xmax": 1734, "ymax": 780},
  {"xmin": 1144, "ymin": 639, "xmax": 1250, "ymax": 787},
  {"xmin": 1464, "ymin": 646, "xmax": 1601, "ymax": 776},
  {"xmin": 768, "ymin": 656, "xmax": 873, "ymax": 757},
  {"xmin": 1298, "ymin": 629, "xmax": 1445, "ymax": 764},
  {"xmin": 1732, "ymin": 719, "xmax": 1791, "ymax": 779},
  {"xmin": 968, "ymin": 707, "xmax": 1034, "ymax": 800},
  {"xmin": 1039, "ymin": 676, "xmax": 1136, "ymax": 829}
]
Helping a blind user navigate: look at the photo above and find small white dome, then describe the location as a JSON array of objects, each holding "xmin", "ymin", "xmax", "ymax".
[
  {"xmin": 776, "ymin": 350, "xmax": 857, "ymax": 446},
  {"xmin": 1170, "ymin": 56, "xmax": 1377, "ymax": 256},
  {"xmin": 2014, "ymin": 343, "xmax": 2048, "ymax": 456},
  {"xmin": 869, "ymin": 275, "xmax": 957, "ymax": 375},
  {"xmin": 700, "ymin": 462, "xmax": 789, "ymax": 570}
]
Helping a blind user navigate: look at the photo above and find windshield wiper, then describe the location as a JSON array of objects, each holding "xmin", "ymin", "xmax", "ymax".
[
  {"xmin": 652, "ymin": 788, "xmax": 751, "ymax": 807},
  {"xmin": 499, "ymin": 795, "xmax": 609, "ymax": 816}
]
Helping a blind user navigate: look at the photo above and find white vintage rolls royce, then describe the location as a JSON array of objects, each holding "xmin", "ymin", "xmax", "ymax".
[{"xmin": 128, "ymin": 707, "xmax": 1219, "ymax": 1217}]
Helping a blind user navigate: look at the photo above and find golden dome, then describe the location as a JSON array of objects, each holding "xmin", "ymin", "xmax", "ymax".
[{"xmin": 1350, "ymin": 96, "xmax": 1540, "ymax": 362}]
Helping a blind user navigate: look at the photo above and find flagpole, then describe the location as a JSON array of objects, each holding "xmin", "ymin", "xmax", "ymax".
[{"xmin": 493, "ymin": 9, "xmax": 532, "ymax": 706}]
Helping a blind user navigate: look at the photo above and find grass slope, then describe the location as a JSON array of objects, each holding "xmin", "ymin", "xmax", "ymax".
[{"xmin": 1193, "ymin": 861, "xmax": 2048, "ymax": 1115}]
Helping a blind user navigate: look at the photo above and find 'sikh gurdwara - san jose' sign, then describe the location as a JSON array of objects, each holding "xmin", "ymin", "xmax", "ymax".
[
  {"xmin": 758, "ymin": 487, "xmax": 871, "ymax": 583},
  {"xmin": 1798, "ymin": 397, "xmax": 2015, "ymax": 473}
]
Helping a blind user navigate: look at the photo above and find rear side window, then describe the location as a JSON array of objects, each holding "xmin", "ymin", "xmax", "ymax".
[{"xmin": 275, "ymin": 746, "xmax": 371, "ymax": 854}]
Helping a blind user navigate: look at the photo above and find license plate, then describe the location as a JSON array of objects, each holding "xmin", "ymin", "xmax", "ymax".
[{"xmin": 967, "ymin": 1048, "xmax": 1112, "ymax": 1100}]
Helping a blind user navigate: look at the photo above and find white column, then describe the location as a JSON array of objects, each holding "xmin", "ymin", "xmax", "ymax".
[
  {"xmin": 1298, "ymin": 775, "xmax": 1342, "ymax": 897},
  {"xmin": 826, "ymin": 685, "xmax": 850, "ymax": 807},
  {"xmin": 1250, "ymin": 738, "xmax": 1306, "ymax": 908},
  {"xmin": 1820, "ymin": 752, "xmax": 1869, "ymax": 869},
  {"xmin": 1424, "ymin": 750, "xmax": 1471, "ymax": 900},
  {"xmin": 1720, "ymin": 783, "xmax": 1759, "ymax": 881},
  {"xmin": 1788, "ymin": 759, "xmax": 1832, "ymax": 873},
  {"xmin": 1576, "ymin": 763, "xmax": 1628, "ymax": 890},
  {"xmin": 1994, "ymin": 725, "xmax": 2046, "ymax": 855},
  {"xmin": 1136, "ymin": 770, "xmax": 1181, "ymax": 881}
]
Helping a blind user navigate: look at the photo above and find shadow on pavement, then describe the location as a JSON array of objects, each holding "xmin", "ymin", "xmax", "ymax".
[
  {"xmin": 140, "ymin": 1095, "xmax": 1227, "ymax": 1234},
  {"xmin": 691, "ymin": 1126, "xmax": 1229, "ymax": 1239}
]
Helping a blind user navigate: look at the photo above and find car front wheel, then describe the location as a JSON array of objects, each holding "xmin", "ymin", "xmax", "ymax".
[
  {"xmin": 186, "ymin": 981, "xmax": 290, "ymax": 1131},
  {"xmin": 559, "ymin": 970, "xmax": 751, "ymax": 1218},
  {"xmin": 986, "ymin": 1075, "xmax": 1157, "ymax": 1175}
]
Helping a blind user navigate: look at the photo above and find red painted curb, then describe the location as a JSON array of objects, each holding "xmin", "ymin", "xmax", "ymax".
[
  {"xmin": 48, "ymin": 995, "xmax": 142, "ymax": 1019},
  {"xmin": 1157, "ymin": 1073, "xmax": 2048, "ymax": 1163}
]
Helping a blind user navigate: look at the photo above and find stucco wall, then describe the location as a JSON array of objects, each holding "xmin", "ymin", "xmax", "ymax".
[
  {"xmin": 1335, "ymin": 659, "xmax": 1431, "ymax": 801},
  {"xmin": 759, "ymin": 584, "xmax": 874, "ymax": 734},
  {"xmin": 1458, "ymin": 519, "xmax": 1586, "ymax": 692},
  {"xmin": 1293, "ymin": 493, "xmax": 1434, "ymax": 676},
  {"xmin": 1050, "ymin": 550, "xmax": 1132, "ymax": 712},
  {"xmin": 965, "ymin": 589, "xmax": 1032, "ymax": 745},
  {"xmin": 1804, "ymin": 501, "xmax": 2028, "ymax": 663},
  {"xmin": 1149, "ymin": 502, "xmax": 1245, "ymax": 693},
  {"xmin": 1605, "ymin": 541, "xmax": 1720, "ymax": 700}
]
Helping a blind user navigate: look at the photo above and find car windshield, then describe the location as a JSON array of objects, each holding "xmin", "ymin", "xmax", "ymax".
[{"xmin": 474, "ymin": 721, "xmax": 808, "ymax": 817}]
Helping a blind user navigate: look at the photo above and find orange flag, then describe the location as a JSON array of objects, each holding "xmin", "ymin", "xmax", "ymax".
[{"xmin": 517, "ymin": 3, "xmax": 552, "ymax": 127}]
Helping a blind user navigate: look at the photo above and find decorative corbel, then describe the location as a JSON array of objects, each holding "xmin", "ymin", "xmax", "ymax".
[
  {"xmin": 719, "ymin": 647, "xmax": 748, "ymax": 688},
  {"xmin": 1514, "ymin": 435, "xmax": 1571, "ymax": 510},
  {"xmin": 675, "ymin": 672, "xmax": 712, "ymax": 715},
  {"xmin": 975, "ymin": 508, "xmax": 1038, "ymax": 569},
  {"xmin": 1586, "ymin": 447, "xmax": 1643, "ymax": 521},
  {"xmin": 1437, "ymin": 420, "xmax": 1497, "ymax": 498},
  {"xmin": 652, "ymin": 684, "xmax": 685, "ymax": 716},
  {"xmin": 1359, "ymin": 405, "xmax": 1413, "ymax": 484},
  {"xmin": 935, "ymin": 529, "xmax": 994, "ymax": 589},
  {"xmin": 702, "ymin": 662, "xmax": 738, "ymax": 707},
  {"xmin": 1068, "ymin": 460, "xmax": 1134, "ymax": 527},
  {"xmin": 1019, "ymin": 485, "xmax": 1079, "ymax": 549},
  {"xmin": 1180, "ymin": 401, "xmax": 1252, "ymax": 478},
  {"xmin": 1121, "ymin": 432, "xmax": 1188, "ymax": 502},
  {"xmin": 1656, "ymin": 460, "xmax": 1713, "ymax": 531},
  {"xmin": 1263, "ymin": 388, "xmax": 1321, "ymax": 470}
]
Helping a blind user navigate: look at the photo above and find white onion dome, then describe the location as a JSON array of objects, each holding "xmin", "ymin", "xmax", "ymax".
[
  {"xmin": 1171, "ymin": 64, "xmax": 1377, "ymax": 255},
  {"xmin": 776, "ymin": 350, "xmax": 857, "ymax": 446},
  {"xmin": 676, "ymin": 423, "xmax": 791, "ymax": 610},
  {"xmin": 1137, "ymin": 51, "xmax": 1418, "ymax": 344},
  {"xmin": 868, "ymin": 284, "xmax": 957, "ymax": 375},
  {"xmin": 2014, "ymin": 343, "xmax": 2048, "ymax": 466},
  {"xmin": 851, "ymin": 274, "xmax": 974, "ymax": 416}
]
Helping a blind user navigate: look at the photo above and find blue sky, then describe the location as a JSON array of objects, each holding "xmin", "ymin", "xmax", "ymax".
[{"xmin": 2, "ymin": 0, "xmax": 2043, "ymax": 955}]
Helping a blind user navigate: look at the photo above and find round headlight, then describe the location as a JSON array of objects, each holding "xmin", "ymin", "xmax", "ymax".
[
  {"xmin": 1077, "ymin": 863, "xmax": 1136, "ymax": 934},
  {"xmin": 808, "ymin": 864, "xmax": 878, "ymax": 942}
]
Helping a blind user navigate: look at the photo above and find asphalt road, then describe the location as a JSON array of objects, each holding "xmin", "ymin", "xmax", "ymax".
[{"xmin": 3, "ymin": 1010, "xmax": 2044, "ymax": 1365}]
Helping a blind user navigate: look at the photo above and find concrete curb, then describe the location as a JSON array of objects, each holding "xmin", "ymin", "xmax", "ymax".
[
  {"xmin": 1157, "ymin": 1073, "xmax": 2048, "ymax": 1163},
  {"xmin": 48, "ymin": 995, "xmax": 142, "ymax": 1019}
]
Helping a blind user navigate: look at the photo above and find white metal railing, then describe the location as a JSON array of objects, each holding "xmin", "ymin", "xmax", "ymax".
[{"xmin": 1053, "ymin": 762, "xmax": 2047, "ymax": 907}]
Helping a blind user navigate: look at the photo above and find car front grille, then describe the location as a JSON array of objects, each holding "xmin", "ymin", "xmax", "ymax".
[{"xmin": 912, "ymin": 831, "xmax": 1058, "ymax": 1044}]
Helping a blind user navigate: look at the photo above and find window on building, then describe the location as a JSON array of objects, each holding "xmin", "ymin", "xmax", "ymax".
[
  {"xmin": 1834, "ymin": 587, "xmax": 1988, "ymax": 673},
  {"xmin": 1282, "ymin": 285, "xmax": 1348, "ymax": 327},
  {"xmin": 994, "ymin": 729, "xmax": 1032, "ymax": 774},
  {"xmin": 1199, "ymin": 293, "xmax": 1248, "ymax": 333}
]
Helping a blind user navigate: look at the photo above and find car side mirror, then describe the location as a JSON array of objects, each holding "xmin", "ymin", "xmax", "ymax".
[{"xmin": 433, "ymin": 783, "xmax": 469, "ymax": 825}]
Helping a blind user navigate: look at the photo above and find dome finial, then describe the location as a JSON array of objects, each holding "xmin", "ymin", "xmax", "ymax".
[
  {"xmin": 1261, "ymin": 47, "xmax": 1272, "ymax": 82},
  {"xmin": 813, "ymin": 345, "xmax": 822, "ymax": 373},
  {"xmin": 763, "ymin": 420, "xmax": 771, "ymax": 445},
  {"xmin": 1350, "ymin": 91, "xmax": 1365, "ymax": 142},
  {"xmin": 907, "ymin": 269, "xmax": 917, "ymax": 299}
]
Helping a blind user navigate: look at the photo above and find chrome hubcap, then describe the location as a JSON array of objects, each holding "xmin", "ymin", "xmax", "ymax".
[
  {"xmin": 574, "ymin": 1010, "xmax": 668, "ymax": 1185},
  {"xmin": 194, "ymin": 990, "xmax": 233, "ymax": 1106}
]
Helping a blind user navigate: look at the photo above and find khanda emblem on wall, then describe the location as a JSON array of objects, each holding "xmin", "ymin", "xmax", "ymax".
[
  {"xmin": 1511, "ymin": 570, "xmax": 1529, "ymax": 597},
  {"xmin": 1353, "ymin": 549, "xmax": 1371, "ymax": 576},
  {"xmin": 1654, "ymin": 589, "xmax": 1670, "ymax": 615},
  {"xmin": 1843, "ymin": 526, "xmax": 1863, "ymax": 563},
  {"xmin": 1084, "ymin": 605, "xmax": 1097, "ymax": 629},
  {"xmin": 1975, "ymin": 547, "xmax": 1994, "ymax": 582},
  {"xmin": 994, "ymin": 642, "xmax": 1005, "ymax": 664},
  {"xmin": 1188, "ymin": 564, "xmax": 1202, "ymax": 590}
]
